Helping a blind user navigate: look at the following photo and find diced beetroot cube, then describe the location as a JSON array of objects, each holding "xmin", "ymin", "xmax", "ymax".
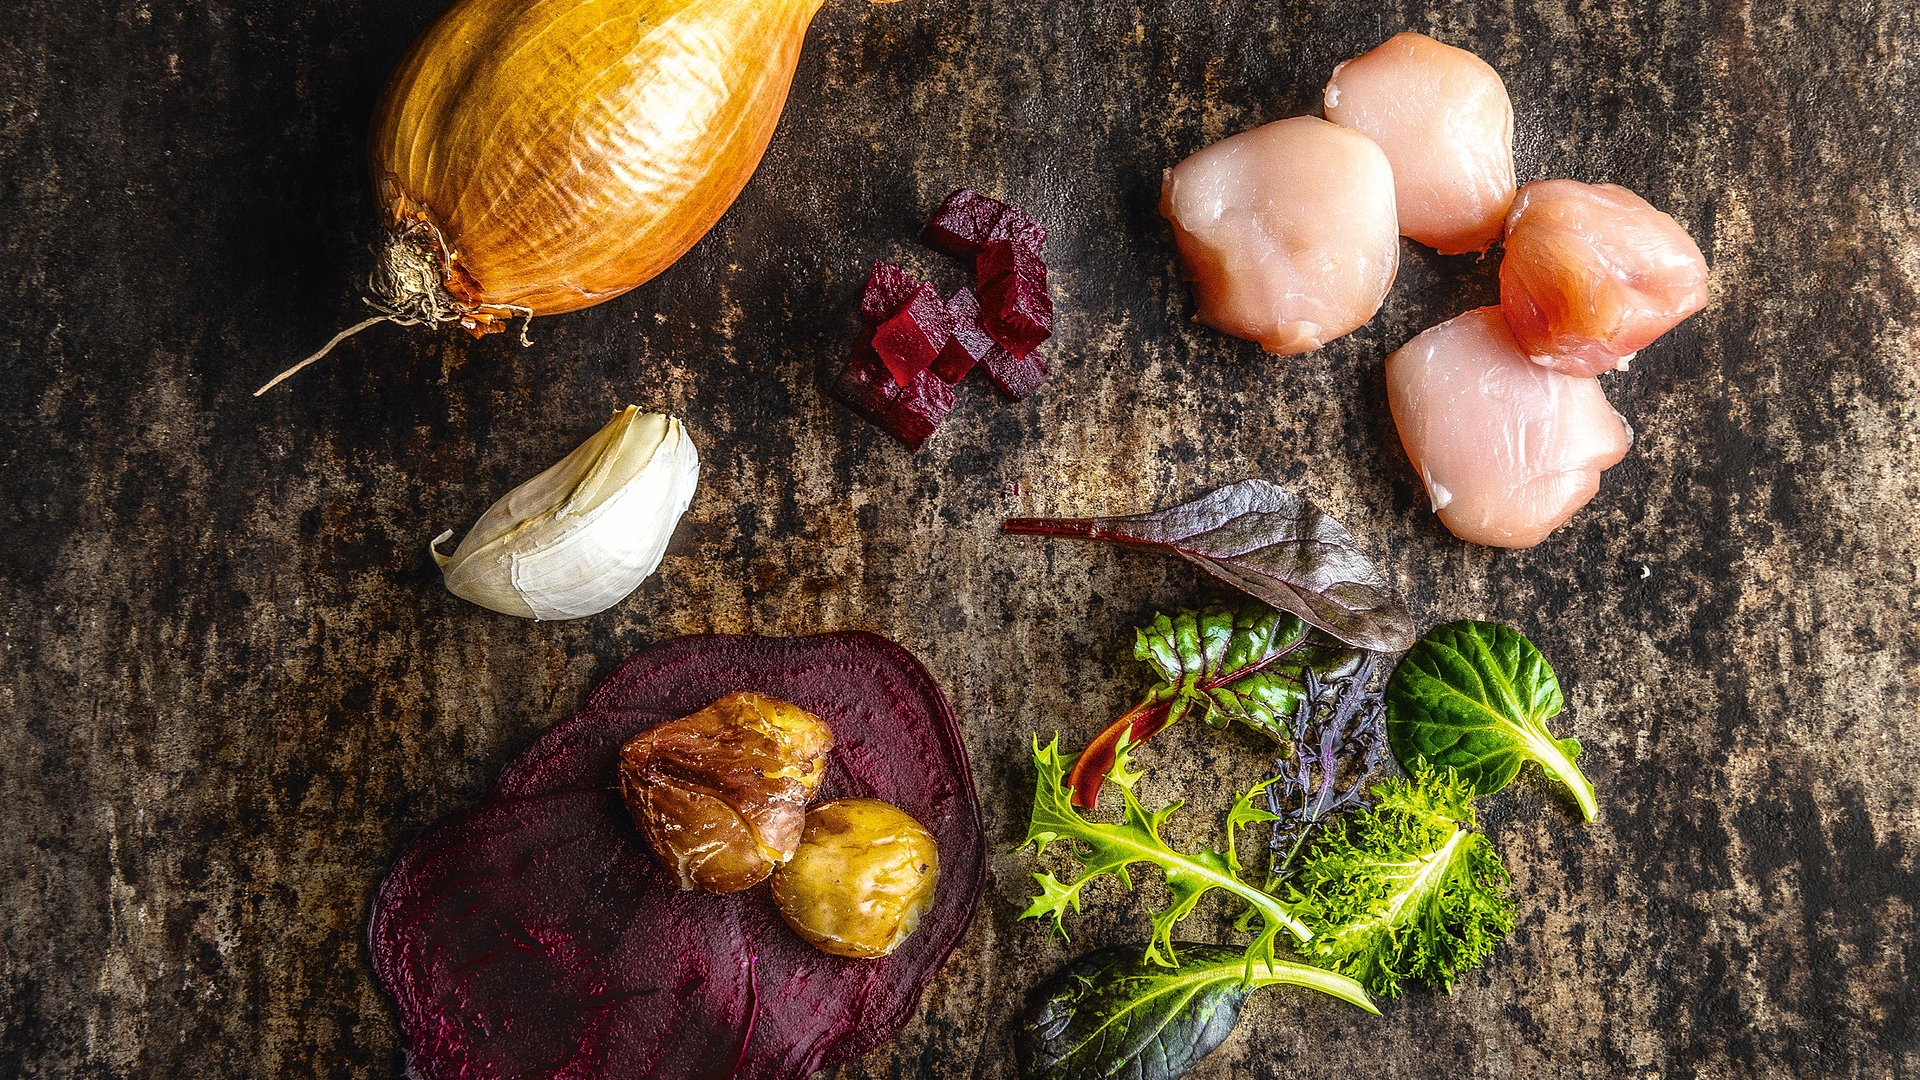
[
  {"xmin": 860, "ymin": 261, "xmax": 921, "ymax": 323},
  {"xmin": 983, "ymin": 348, "xmax": 1051, "ymax": 402},
  {"xmin": 931, "ymin": 288, "xmax": 996, "ymax": 384},
  {"xmin": 975, "ymin": 236, "xmax": 1045, "ymax": 288},
  {"xmin": 881, "ymin": 370, "xmax": 956, "ymax": 452},
  {"xmin": 831, "ymin": 331, "xmax": 903, "ymax": 417},
  {"xmin": 871, "ymin": 282, "xmax": 954, "ymax": 387},
  {"xmin": 987, "ymin": 206, "xmax": 1049, "ymax": 253},
  {"xmin": 921, "ymin": 189, "xmax": 1012, "ymax": 259},
  {"xmin": 975, "ymin": 240, "xmax": 1054, "ymax": 358}
]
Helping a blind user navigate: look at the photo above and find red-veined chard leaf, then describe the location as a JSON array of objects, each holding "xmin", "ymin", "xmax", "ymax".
[
  {"xmin": 1385, "ymin": 620, "xmax": 1598, "ymax": 821},
  {"xmin": 1003, "ymin": 479, "xmax": 1417, "ymax": 652},
  {"xmin": 1066, "ymin": 605, "xmax": 1362, "ymax": 809}
]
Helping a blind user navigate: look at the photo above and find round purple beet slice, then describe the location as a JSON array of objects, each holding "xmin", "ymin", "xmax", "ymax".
[
  {"xmin": 370, "ymin": 791, "xmax": 758, "ymax": 1080},
  {"xmin": 371, "ymin": 633, "xmax": 984, "ymax": 1080}
]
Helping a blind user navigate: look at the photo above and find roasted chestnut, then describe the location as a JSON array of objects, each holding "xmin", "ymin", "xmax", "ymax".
[
  {"xmin": 770, "ymin": 798, "xmax": 939, "ymax": 959},
  {"xmin": 618, "ymin": 691, "xmax": 834, "ymax": 893}
]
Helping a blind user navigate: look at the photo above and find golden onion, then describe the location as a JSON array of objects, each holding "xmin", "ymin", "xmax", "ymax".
[{"xmin": 261, "ymin": 0, "xmax": 832, "ymax": 394}]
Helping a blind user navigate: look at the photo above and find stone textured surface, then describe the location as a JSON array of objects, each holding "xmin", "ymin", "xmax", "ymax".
[{"xmin": 2, "ymin": 0, "xmax": 1918, "ymax": 1077}]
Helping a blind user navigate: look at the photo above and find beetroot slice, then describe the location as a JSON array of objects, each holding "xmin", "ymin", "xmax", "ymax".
[
  {"xmin": 931, "ymin": 289, "xmax": 996, "ymax": 384},
  {"xmin": 872, "ymin": 282, "xmax": 954, "ymax": 387},
  {"xmin": 984, "ymin": 348, "xmax": 1051, "ymax": 401},
  {"xmin": 376, "ymin": 633, "xmax": 985, "ymax": 1080},
  {"xmin": 860, "ymin": 261, "xmax": 921, "ymax": 324},
  {"xmin": 370, "ymin": 792, "xmax": 757, "ymax": 1080}
]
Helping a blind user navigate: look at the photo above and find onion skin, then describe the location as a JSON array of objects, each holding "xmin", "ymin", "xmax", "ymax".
[{"xmin": 370, "ymin": 0, "xmax": 828, "ymax": 333}]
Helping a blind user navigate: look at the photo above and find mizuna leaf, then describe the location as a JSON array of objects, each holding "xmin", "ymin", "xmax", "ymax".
[
  {"xmin": 1019, "ymin": 737, "xmax": 1311, "ymax": 969},
  {"xmin": 1016, "ymin": 942, "xmax": 1374, "ymax": 1080},
  {"xmin": 1003, "ymin": 479, "xmax": 1417, "ymax": 652},
  {"xmin": 1385, "ymin": 620, "xmax": 1598, "ymax": 821}
]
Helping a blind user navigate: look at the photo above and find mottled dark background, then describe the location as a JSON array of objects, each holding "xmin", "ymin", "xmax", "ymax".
[{"xmin": 3, "ymin": 0, "xmax": 1917, "ymax": 1076}]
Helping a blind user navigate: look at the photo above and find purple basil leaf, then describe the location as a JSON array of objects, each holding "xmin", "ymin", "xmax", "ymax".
[{"xmin": 1003, "ymin": 479, "xmax": 1417, "ymax": 652}]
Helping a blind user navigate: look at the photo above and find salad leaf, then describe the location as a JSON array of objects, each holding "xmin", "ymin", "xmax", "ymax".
[
  {"xmin": 1017, "ymin": 942, "xmax": 1375, "ymax": 1080},
  {"xmin": 1288, "ymin": 767, "xmax": 1515, "ymax": 997},
  {"xmin": 1222, "ymin": 777, "xmax": 1278, "ymax": 877},
  {"xmin": 1386, "ymin": 620, "xmax": 1597, "ymax": 821},
  {"xmin": 1003, "ymin": 479, "xmax": 1418, "ymax": 652},
  {"xmin": 1134, "ymin": 606, "xmax": 1362, "ymax": 737},
  {"xmin": 1266, "ymin": 652, "xmax": 1390, "ymax": 885},
  {"xmin": 1066, "ymin": 604, "xmax": 1362, "ymax": 808},
  {"xmin": 1020, "ymin": 736, "xmax": 1310, "ymax": 969}
]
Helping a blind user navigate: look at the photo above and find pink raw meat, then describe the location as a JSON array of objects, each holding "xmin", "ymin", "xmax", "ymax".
[
  {"xmin": 1386, "ymin": 306, "xmax": 1633, "ymax": 548},
  {"xmin": 1501, "ymin": 179, "xmax": 1709, "ymax": 376},
  {"xmin": 1323, "ymin": 32, "xmax": 1516, "ymax": 254},
  {"xmin": 1160, "ymin": 116, "xmax": 1399, "ymax": 356}
]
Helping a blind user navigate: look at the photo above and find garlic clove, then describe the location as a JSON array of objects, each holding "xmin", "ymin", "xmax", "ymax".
[{"xmin": 432, "ymin": 407, "xmax": 700, "ymax": 620}]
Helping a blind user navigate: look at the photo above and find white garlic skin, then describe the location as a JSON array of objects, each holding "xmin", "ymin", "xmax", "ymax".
[{"xmin": 431, "ymin": 407, "xmax": 700, "ymax": 620}]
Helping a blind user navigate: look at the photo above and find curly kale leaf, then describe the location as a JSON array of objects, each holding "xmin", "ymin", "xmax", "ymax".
[
  {"xmin": 1019, "ymin": 735, "xmax": 1310, "ymax": 970},
  {"xmin": 1287, "ymin": 766, "xmax": 1515, "ymax": 997}
]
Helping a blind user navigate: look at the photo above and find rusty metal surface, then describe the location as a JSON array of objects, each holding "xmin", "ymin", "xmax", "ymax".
[{"xmin": 2, "ymin": 0, "xmax": 1918, "ymax": 1076}]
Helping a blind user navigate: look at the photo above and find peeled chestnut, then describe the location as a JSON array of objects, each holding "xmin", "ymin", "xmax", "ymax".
[
  {"xmin": 619, "ymin": 691, "xmax": 834, "ymax": 893},
  {"xmin": 770, "ymin": 799, "xmax": 939, "ymax": 959}
]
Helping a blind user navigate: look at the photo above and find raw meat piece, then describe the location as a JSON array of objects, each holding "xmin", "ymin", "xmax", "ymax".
[
  {"xmin": 1160, "ymin": 116, "xmax": 1399, "ymax": 356},
  {"xmin": 922, "ymin": 188, "xmax": 1048, "ymax": 259},
  {"xmin": 932, "ymin": 289, "xmax": 996, "ymax": 384},
  {"xmin": 1500, "ymin": 179, "xmax": 1710, "ymax": 376},
  {"xmin": 860, "ymin": 260, "xmax": 920, "ymax": 323},
  {"xmin": 871, "ymin": 282, "xmax": 954, "ymax": 386},
  {"xmin": 831, "ymin": 332, "xmax": 901, "ymax": 417},
  {"xmin": 882, "ymin": 370, "xmax": 956, "ymax": 451},
  {"xmin": 1386, "ymin": 305, "xmax": 1633, "ymax": 548},
  {"xmin": 1323, "ymin": 32, "xmax": 1516, "ymax": 254},
  {"xmin": 983, "ymin": 348, "xmax": 1050, "ymax": 401},
  {"xmin": 378, "ymin": 632, "xmax": 986, "ymax": 1080},
  {"xmin": 976, "ymin": 239, "xmax": 1054, "ymax": 357}
]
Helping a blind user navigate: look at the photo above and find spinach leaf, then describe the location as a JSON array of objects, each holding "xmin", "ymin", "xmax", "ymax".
[
  {"xmin": 1385, "ymin": 620, "xmax": 1597, "ymax": 821},
  {"xmin": 1003, "ymin": 479, "xmax": 1418, "ymax": 652},
  {"xmin": 1018, "ymin": 942, "xmax": 1375, "ymax": 1080}
]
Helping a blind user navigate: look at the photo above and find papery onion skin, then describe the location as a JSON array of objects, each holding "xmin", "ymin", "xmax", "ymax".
[{"xmin": 370, "ymin": 0, "xmax": 828, "ymax": 333}]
